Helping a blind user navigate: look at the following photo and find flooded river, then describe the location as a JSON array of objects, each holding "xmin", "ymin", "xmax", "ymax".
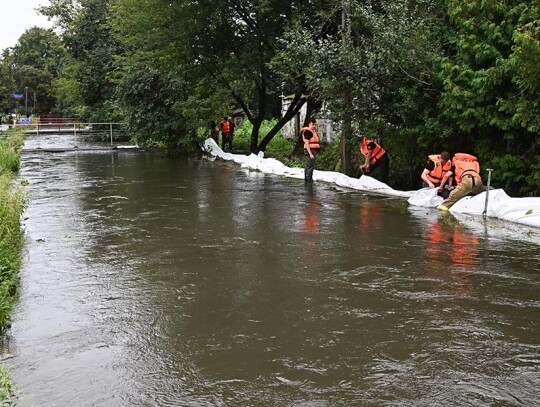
[{"xmin": 2, "ymin": 140, "xmax": 540, "ymax": 406}]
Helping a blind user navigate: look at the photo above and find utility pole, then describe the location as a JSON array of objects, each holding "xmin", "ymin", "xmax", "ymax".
[{"xmin": 25, "ymin": 86, "xmax": 28, "ymax": 118}]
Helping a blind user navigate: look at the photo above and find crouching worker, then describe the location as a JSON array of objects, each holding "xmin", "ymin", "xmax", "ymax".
[
  {"xmin": 421, "ymin": 151, "xmax": 453, "ymax": 199},
  {"xmin": 438, "ymin": 153, "xmax": 485, "ymax": 211},
  {"xmin": 358, "ymin": 134, "xmax": 389, "ymax": 184}
]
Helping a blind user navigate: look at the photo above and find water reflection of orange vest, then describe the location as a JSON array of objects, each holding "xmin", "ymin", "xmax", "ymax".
[
  {"xmin": 451, "ymin": 228, "xmax": 479, "ymax": 268},
  {"xmin": 453, "ymin": 153, "xmax": 481, "ymax": 183},
  {"xmin": 359, "ymin": 203, "xmax": 384, "ymax": 234},
  {"xmin": 425, "ymin": 221, "xmax": 479, "ymax": 268},
  {"xmin": 360, "ymin": 138, "xmax": 385, "ymax": 164},
  {"xmin": 424, "ymin": 221, "xmax": 478, "ymax": 296},
  {"xmin": 424, "ymin": 221, "xmax": 445, "ymax": 261},
  {"xmin": 302, "ymin": 200, "xmax": 320, "ymax": 234},
  {"xmin": 425, "ymin": 154, "xmax": 452, "ymax": 184}
]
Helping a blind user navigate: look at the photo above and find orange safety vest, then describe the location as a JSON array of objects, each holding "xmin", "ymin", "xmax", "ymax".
[
  {"xmin": 453, "ymin": 153, "xmax": 481, "ymax": 184},
  {"xmin": 360, "ymin": 138, "xmax": 386, "ymax": 164},
  {"xmin": 220, "ymin": 119, "xmax": 230, "ymax": 134},
  {"xmin": 425, "ymin": 154, "xmax": 452, "ymax": 184},
  {"xmin": 301, "ymin": 127, "xmax": 320, "ymax": 149}
]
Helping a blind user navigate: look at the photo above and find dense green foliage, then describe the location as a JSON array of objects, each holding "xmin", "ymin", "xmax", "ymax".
[
  {"xmin": 437, "ymin": 0, "xmax": 540, "ymax": 196},
  {"xmin": 0, "ymin": 362, "xmax": 16, "ymax": 406},
  {"xmin": 0, "ymin": 132, "xmax": 25, "ymax": 328},
  {"xmin": 1, "ymin": 27, "xmax": 65, "ymax": 117},
  {"xmin": 1, "ymin": 0, "xmax": 538, "ymax": 194},
  {"xmin": 0, "ymin": 132, "xmax": 26, "ymax": 405},
  {"xmin": 109, "ymin": 0, "xmax": 315, "ymax": 153}
]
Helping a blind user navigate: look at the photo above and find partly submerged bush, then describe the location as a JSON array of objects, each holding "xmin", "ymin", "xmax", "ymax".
[
  {"xmin": 0, "ymin": 133, "xmax": 23, "ymax": 174},
  {"xmin": 0, "ymin": 173, "xmax": 25, "ymax": 327},
  {"xmin": 0, "ymin": 363, "xmax": 16, "ymax": 406}
]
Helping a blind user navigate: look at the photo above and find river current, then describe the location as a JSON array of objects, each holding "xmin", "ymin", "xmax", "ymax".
[{"xmin": 2, "ymin": 139, "xmax": 539, "ymax": 406}]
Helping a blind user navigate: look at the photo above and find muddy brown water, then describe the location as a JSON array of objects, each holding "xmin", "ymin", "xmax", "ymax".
[{"xmin": 1, "ymin": 137, "xmax": 539, "ymax": 406}]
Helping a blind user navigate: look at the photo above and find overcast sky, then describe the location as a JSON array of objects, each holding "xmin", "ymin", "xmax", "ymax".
[{"xmin": 1, "ymin": 0, "xmax": 54, "ymax": 53}]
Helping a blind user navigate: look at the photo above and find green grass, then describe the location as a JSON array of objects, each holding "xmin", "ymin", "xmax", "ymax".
[
  {"xmin": 0, "ymin": 130, "xmax": 26, "ymax": 404},
  {"xmin": 0, "ymin": 133, "xmax": 23, "ymax": 175},
  {"xmin": 0, "ymin": 364, "xmax": 16, "ymax": 406}
]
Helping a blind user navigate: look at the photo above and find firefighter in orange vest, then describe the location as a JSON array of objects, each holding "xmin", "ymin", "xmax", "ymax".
[
  {"xmin": 219, "ymin": 116, "xmax": 232, "ymax": 150},
  {"xmin": 302, "ymin": 119, "xmax": 320, "ymax": 182},
  {"xmin": 421, "ymin": 151, "xmax": 453, "ymax": 198},
  {"xmin": 438, "ymin": 153, "xmax": 485, "ymax": 211},
  {"xmin": 358, "ymin": 134, "xmax": 389, "ymax": 183}
]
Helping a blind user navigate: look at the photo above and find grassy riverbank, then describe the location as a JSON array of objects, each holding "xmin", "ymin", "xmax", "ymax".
[{"xmin": 0, "ymin": 130, "xmax": 26, "ymax": 405}]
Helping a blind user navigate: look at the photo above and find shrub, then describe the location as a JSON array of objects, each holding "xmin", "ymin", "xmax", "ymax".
[
  {"xmin": 0, "ymin": 131, "xmax": 26, "ymax": 403},
  {"xmin": 0, "ymin": 133, "xmax": 24, "ymax": 174}
]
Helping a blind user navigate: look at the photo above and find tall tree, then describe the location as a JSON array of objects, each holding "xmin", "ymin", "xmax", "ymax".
[
  {"xmin": 41, "ymin": 0, "xmax": 124, "ymax": 121},
  {"xmin": 275, "ymin": 0, "xmax": 446, "ymax": 181},
  {"xmin": 266, "ymin": 0, "xmax": 339, "ymax": 155},
  {"xmin": 0, "ymin": 50, "xmax": 14, "ymax": 114},
  {"xmin": 111, "ymin": 0, "xmax": 326, "ymax": 153},
  {"xmin": 438, "ymin": 0, "xmax": 540, "ymax": 196},
  {"xmin": 0, "ymin": 27, "xmax": 65, "ymax": 116}
]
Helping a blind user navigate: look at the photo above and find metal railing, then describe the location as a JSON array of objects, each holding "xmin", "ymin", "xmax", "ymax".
[{"xmin": 20, "ymin": 122, "xmax": 129, "ymax": 146}]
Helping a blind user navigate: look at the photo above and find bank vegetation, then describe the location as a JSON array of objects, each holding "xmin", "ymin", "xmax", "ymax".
[{"xmin": 0, "ymin": 130, "xmax": 25, "ymax": 404}]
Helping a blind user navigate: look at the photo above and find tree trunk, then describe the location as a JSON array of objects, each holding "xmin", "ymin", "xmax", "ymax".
[
  {"xmin": 257, "ymin": 93, "xmax": 306, "ymax": 152},
  {"xmin": 249, "ymin": 82, "xmax": 267, "ymax": 153},
  {"xmin": 250, "ymin": 116, "xmax": 264, "ymax": 152},
  {"xmin": 341, "ymin": 94, "xmax": 354, "ymax": 176},
  {"xmin": 228, "ymin": 73, "xmax": 267, "ymax": 154}
]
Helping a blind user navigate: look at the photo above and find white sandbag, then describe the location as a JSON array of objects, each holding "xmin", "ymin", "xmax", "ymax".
[{"xmin": 203, "ymin": 139, "xmax": 540, "ymax": 229}]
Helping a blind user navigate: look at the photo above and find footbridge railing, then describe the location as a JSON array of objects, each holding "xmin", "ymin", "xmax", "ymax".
[{"xmin": 19, "ymin": 120, "xmax": 129, "ymax": 147}]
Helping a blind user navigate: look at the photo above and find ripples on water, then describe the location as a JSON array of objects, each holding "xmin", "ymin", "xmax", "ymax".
[{"xmin": 2, "ymin": 147, "xmax": 539, "ymax": 406}]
